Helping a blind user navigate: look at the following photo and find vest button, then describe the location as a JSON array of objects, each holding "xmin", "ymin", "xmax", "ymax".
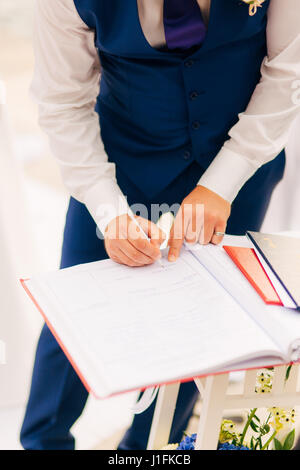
[
  {"xmin": 183, "ymin": 151, "xmax": 191, "ymax": 160},
  {"xmin": 184, "ymin": 59, "xmax": 194, "ymax": 68},
  {"xmin": 192, "ymin": 121, "xmax": 200, "ymax": 130},
  {"xmin": 189, "ymin": 91, "xmax": 199, "ymax": 100}
]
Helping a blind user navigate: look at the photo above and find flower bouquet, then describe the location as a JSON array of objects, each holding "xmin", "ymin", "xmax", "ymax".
[
  {"xmin": 162, "ymin": 367, "xmax": 296, "ymax": 451},
  {"xmin": 163, "ymin": 410, "xmax": 295, "ymax": 451}
]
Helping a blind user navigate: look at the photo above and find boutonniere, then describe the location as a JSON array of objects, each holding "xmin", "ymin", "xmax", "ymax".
[{"xmin": 242, "ymin": 0, "xmax": 266, "ymax": 16}]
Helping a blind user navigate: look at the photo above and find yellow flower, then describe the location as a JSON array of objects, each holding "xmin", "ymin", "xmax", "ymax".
[
  {"xmin": 291, "ymin": 411, "xmax": 296, "ymax": 424},
  {"xmin": 268, "ymin": 407, "xmax": 285, "ymax": 418},
  {"xmin": 221, "ymin": 419, "xmax": 236, "ymax": 432},
  {"xmin": 270, "ymin": 418, "xmax": 284, "ymax": 432},
  {"xmin": 255, "ymin": 383, "xmax": 272, "ymax": 394},
  {"xmin": 255, "ymin": 369, "xmax": 274, "ymax": 393},
  {"xmin": 268, "ymin": 408, "xmax": 296, "ymax": 432},
  {"xmin": 257, "ymin": 373, "xmax": 272, "ymax": 386},
  {"xmin": 219, "ymin": 420, "xmax": 237, "ymax": 444}
]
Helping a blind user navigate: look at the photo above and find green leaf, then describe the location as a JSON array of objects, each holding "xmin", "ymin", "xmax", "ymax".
[
  {"xmin": 285, "ymin": 365, "xmax": 292, "ymax": 382},
  {"xmin": 259, "ymin": 424, "xmax": 270, "ymax": 436},
  {"xmin": 283, "ymin": 429, "xmax": 295, "ymax": 450},
  {"xmin": 253, "ymin": 414, "xmax": 261, "ymax": 423},
  {"xmin": 250, "ymin": 436, "xmax": 255, "ymax": 450},
  {"xmin": 250, "ymin": 421, "xmax": 259, "ymax": 433},
  {"xmin": 263, "ymin": 424, "xmax": 270, "ymax": 434},
  {"xmin": 254, "ymin": 437, "xmax": 262, "ymax": 450},
  {"xmin": 258, "ymin": 437, "xmax": 262, "ymax": 450},
  {"xmin": 274, "ymin": 438, "xmax": 283, "ymax": 451}
]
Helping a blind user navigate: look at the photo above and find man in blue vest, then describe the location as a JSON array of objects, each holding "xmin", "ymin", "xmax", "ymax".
[{"xmin": 21, "ymin": 0, "xmax": 300, "ymax": 450}]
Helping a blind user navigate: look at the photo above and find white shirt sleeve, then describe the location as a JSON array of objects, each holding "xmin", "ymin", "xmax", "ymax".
[
  {"xmin": 31, "ymin": 0, "xmax": 130, "ymax": 235},
  {"xmin": 198, "ymin": 0, "xmax": 300, "ymax": 203}
]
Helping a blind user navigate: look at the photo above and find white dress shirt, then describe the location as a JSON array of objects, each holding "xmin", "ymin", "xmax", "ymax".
[{"xmin": 32, "ymin": 0, "xmax": 300, "ymax": 234}]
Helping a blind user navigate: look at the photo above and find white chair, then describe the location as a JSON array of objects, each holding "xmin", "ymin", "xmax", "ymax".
[{"xmin": 147, "ymin": 364, "xmax": 300, "ymax": 450}]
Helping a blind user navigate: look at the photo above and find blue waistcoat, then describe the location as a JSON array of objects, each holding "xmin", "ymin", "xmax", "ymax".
[{"xmin": 73, "ymin": 0, "xmax": 271, "ymax": 197}]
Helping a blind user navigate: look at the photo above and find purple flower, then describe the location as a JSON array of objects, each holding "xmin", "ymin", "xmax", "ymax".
[
  {"xmin": 176, "ymin": 435, "xmax": 250, "ymax": 451},
  {"xmin": 177, "ymin": 434, "xmax": 196, "ymax": 450},
  {"xmin": 218, "ymin": 443, "xmax": 250, "ymax": 451}
]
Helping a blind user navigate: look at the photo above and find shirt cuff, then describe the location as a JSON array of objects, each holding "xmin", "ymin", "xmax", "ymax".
[
  {"xmin": 197, "ymin": 147, "xmax": 261, "ymax": 203},
  {"xmin": 84, "ymin": 179, "xmax": 131, "ymax": 235}
]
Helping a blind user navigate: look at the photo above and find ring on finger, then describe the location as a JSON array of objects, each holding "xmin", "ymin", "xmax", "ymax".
[{"xmin": 214, "ymin": 231, "xmax": 225, "ymax": 237}]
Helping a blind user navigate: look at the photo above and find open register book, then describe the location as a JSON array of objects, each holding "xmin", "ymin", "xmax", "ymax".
[{"xmin": 22, "ymin": 235, "xmax": 300, "ymax": 399}]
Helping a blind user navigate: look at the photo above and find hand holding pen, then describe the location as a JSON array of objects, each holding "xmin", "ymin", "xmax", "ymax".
[{"xmin": 104, "ymin": 214, "xmax": 166, "ymax": 268}]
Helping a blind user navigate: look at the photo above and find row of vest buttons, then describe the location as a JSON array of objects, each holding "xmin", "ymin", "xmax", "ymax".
[
  {"xmin": 184, "ymin": 59, "xmax": 200, "ymax": 159},
  {"xmin": 184, "ymin": 60, "xmax": 202, "ymax": 131}
]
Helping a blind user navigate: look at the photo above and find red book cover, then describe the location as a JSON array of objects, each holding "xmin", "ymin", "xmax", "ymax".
[{"xmin": 223, "ymin": 246, "xmax": 283, "ymax": 306}]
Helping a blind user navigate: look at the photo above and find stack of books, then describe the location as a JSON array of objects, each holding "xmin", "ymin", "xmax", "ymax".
[{"xmin": 224, "ymin": 232, "xmax": 300, "ymax": 310}]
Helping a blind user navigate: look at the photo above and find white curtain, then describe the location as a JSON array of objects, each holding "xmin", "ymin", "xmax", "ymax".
[{"xmin": 0, "ymin": 101, "xmax": 41, "ymax": 408}]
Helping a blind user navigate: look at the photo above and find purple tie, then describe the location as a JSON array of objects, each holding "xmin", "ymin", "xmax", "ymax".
[{"xmin": 163, "ymin": 0, "xmax": 207, "ymax": 51}]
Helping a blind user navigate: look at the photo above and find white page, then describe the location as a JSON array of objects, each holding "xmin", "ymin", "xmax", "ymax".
[
  {"xmin": 27, "ymin": 249, "xmax": 282, "ymax": 397},
  {"xmin": 26, "ymin": 276, "xmax": 112, "ymax": 397},
  {"xmin": 188, "ymin": 238, "xmax": 300, "ymax": 360}
]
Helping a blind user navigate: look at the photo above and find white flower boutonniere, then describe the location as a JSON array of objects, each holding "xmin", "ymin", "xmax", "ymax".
[{"xmin": 242, "ymin": 0, "xmax": 266, "ymax": 16}]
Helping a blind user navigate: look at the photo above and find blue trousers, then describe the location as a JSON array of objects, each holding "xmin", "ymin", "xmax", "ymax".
[{"xmin": 20, "ymin": 157, "xmax": 285, "ymax": 450}]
